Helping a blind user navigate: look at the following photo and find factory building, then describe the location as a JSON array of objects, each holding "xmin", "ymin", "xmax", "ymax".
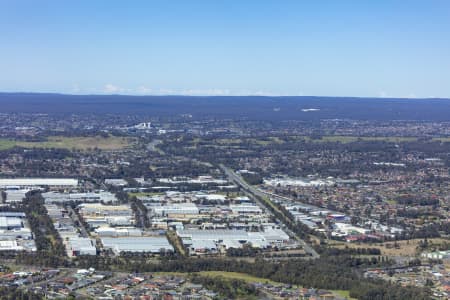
[
  {"xmin": 152, "ymin": 203, "xmax": 199, "ymax": 216},
  {"xmin": 0, "ymin": 240, "xmax": 25, "ymax": 251},
  {"xmin": 101, "ymin": 236, "xmax": 174, "ymax": 254},
  {"xmin": 105, "ymin": 179, "xmax": 128, "ymax": 187},
  {"xmin": 95, "ymin": 226, "xmax": 143, "ymax": 237},
  {"xmin": 43, "ymin": 191, "xmax": 117, "ymax": 204},
  {"xmin": 3, "ymin": 190, "xmax": 28, "ymax": 203},
  {"xmin": 67, "ymin": 237, "xmax": 97, "ymax": 256},
  {"xmin": 0, "ymin": 217, "xmax": 23, "ymax": 230},
  {"xmin": 0, "ymin": 178, "xmax": 78, "ymax": 189},
  {"xmin": 229, "ymin": 204, "xmax": 262, "ymax": 214}
]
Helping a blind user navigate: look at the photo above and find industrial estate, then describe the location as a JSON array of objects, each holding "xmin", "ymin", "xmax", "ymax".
[{"xmin": 0, "ymin": 97, "xmax": 448, "ymax": 300}]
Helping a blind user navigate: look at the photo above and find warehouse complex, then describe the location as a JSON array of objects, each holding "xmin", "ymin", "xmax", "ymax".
[
  {"xmin": 0, "ymin": 212, "xmax": 36, "ymax": 252},
  {"xmin": 177, "ymin": 228, "xmax": 290, "ymax": 255}
]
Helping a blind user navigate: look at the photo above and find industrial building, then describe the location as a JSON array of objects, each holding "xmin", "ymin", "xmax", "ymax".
[
  {"xmin": 94, "ymin": 226, "xmax": 143, "ymax": 237},
  {"xmin": 43, "ymin": 191, "xmax": 117, "ymax": 204},
  {"xmin": 230, "ymin": 204, "xmax": 262, "ymax": 214},
  {"xmin": 151, "ymin": 203, "xmax": 199, "ymax": 217},
  {"xmin": 421, "ymin": 250, "xmax": 450, "ymax": 260},
  {"xmin": 0, "ymin": 240, "xmax": 25, "ymax": 251},
  {"xmin": 101, "ymin": 236, "xmax": 174, "ymax": 254},
  {"xmin": 0, "ymin": 178, "xmax": 78, "ymax": 189},
  {"xmin": 105, "ymin": 179, "xmax": 128, "ymax": 187},
  {"xmin": 66, "ymin": 237, "xmax": 97, "ymax": 256},
  {"xmin": 332, "ymin": 222, "xmax": 371, "ymax": 238},
  {"xmin": 2, "ymin": 189, "xmax": 28, "ymax": 203},
  {"xmin": 0, "ymin": 216, "xmax": 23, "ymax": 230},
  {"xmin": 78, "ymin": 203, "xmax": 132, "ymax": 216}
]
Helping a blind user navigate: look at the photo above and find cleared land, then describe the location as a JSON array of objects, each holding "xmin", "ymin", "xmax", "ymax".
[
  {"xmin": 0, "ymin": 136, "xmax": 133, "ymax": 151},
  {"xmin": 206, "ymin": 135, "xmax": 450, "ymax": 146},
  {"xmin": 313, "ymin": 135, "xmax": 417, "ymax": 143},
  {"xmin": 186, "ymin": 136, "xmax": 450, "ymax": 150},
  {"xmin": 331, "ymin": 238, "xmax": 448, "ymax": 256},
  {"xmin": 128, "ymin": 192, "xmax": 164, "ymax": 198},
  {"xmin": 197, "ymin": 271, "xmax": 279, "ymax": 285}
]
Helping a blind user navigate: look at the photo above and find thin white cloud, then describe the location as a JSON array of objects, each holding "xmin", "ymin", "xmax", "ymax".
[
  {"xmin": 181, "ymin": 89, "xmax": 232, "ymax": 96},
  {"xmin": 137, "ymin": 86, "xmax": 152, "ymax": 94},
  {"xmin": 103, "ymin": 83, "xmax": 124, "ymax": 94},
  {"xmin": 378, "ymin": 91, "xmax": 388, "ymax": 98},
  {"xmin": 71, "ymin": 83, "xmax": 81, "ymax": 94}
]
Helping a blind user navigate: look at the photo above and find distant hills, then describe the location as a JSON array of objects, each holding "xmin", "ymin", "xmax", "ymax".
[{"xmin": 1, "ymin": 92, "xmax": 450, "ymax": 121}]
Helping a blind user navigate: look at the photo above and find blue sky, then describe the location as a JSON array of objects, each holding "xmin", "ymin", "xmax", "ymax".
[{"xmin": 0, "ymin": 0, "xmax": 449, "ymax": 97}]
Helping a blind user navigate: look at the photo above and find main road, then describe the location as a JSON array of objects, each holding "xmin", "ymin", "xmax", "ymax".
[{"xmin": 219, "ymin": 164, "xmax": 319, "ymax": 259}]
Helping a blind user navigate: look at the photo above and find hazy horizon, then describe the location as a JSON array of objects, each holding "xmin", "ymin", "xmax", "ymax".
[{"xmin": 1, "ymin": 91, "xmax": 450, "ymax": 101}]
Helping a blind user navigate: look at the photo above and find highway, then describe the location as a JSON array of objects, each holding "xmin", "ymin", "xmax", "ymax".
[{"xmin": 219, "ymin": 164, "xmax": 320, "ymax": 259}]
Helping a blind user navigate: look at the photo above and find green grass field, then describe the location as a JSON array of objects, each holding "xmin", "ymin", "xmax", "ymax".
[
  {"xmin": 0, "ymin": 140, "xmax": 17, "ymax": 150},
  {"xmin": 0, "ymin": 136, "xmax": 133, "ymax": 151},
  {"xmin": 332, "ymin": 289, "xmax": 356, "ymax": 299},
  {"xmin": 432, "ymin": 137, "xmax": 450, "ymax": 142},
  {"xmin": 309, "ymin": 135, "xmax": 418, "ymax": 143},
  {"xmin": 128, "ymin": 192, "xmax": 164, "ymax": 197},
  {"xmin": 191, "ymin": 135, "xmax": 450, "ymax": 148},
  {"xmin": 197, "ymin": 271, "xmax": 279, "ymax": 285}
]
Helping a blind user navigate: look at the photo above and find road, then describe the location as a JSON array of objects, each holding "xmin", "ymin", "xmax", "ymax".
[
  {"xmin": 220, "ymin": 164, "xmax": 320, "ymax": 259},
  {"xmin": 132, "ymin": 199, "xmax": 148, "ymax": 228},
  {"xmin": 67, "ymin": 206, "xmax": 89, "ymax": 238}
]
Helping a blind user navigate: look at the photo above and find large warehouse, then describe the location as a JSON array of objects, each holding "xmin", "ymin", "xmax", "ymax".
[
  {"xmin": 67, "ymin": 237, "xmax": 97, "ymax": 256},
  {"xmin": 43, "ymin": 191, "xmax": 117, "ymax": 203},
  {"xmin": 0, "ymin": 178, "xmax": 78, "ymax": 189},
  {"xmin": 101, "ymin": 236, "xmax": 174, "ymax": 254},
  {"xmin": 151, "ymin": 203, "xmax": 199, "ymax": 216}
]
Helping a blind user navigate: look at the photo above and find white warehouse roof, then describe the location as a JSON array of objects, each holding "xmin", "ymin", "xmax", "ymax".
[
  {"xmin": 0, "ymin": 178, "xmax": 78, "ymax": 188},
  {"xmin": 101, "ymin": 236, "xmax": 174, "ymax": 254}
]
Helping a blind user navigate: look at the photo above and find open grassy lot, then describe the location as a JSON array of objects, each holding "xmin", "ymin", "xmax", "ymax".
[
  {"xmin": 332, "ymin": 289, "xmax": 355, "ymax": 299},
  {"xmin": 197, "ymin": 271, "xmax": 279, "ymax": 285},
  {"xmin": 432, "ymin": 137, "xmax": 450, "ymax": 142},
  {"xmin": 154, "ymin": 271, "xmax": 281, "ymax": 285},
  {"xmin": 331, "ymin": 238, "xmax": 448, "ymax": 256},
  {"xmin": 215, "ymin": 137, "xmax": 285, "ymax": 146},
  {"xmin": 194, "ymin": 135, "xmax": 449, "ymax": 147},
  {"xmin": 128, "ymin": 192, "xmax": 164, "ymax": 198},
  {"xmin": 307, "ymin": 135, "xmax": 418, "ymax": 143},
  {"xmin": 0, "ymin": 136, "xmax": 133, "ymax": 151},
  {"xmin": 0, "ymin": 140, "xmax": 17, "ymax": 150}
]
